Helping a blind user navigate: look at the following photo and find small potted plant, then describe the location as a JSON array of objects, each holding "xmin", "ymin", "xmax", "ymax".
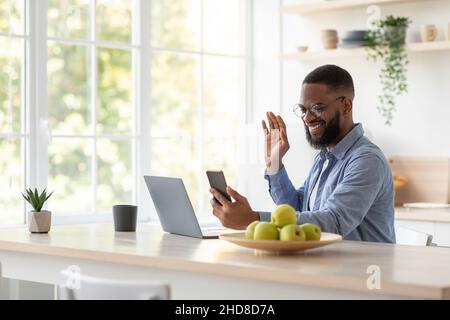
[
  {"xmin": 365, "ymin": 15, "xmax": 412, "ymax": 125},
  {"xmin": 22, "ymin": 188, "xmax": 53, "ymax": 233}
]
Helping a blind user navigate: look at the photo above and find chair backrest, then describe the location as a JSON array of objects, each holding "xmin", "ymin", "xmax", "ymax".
[
  {"xmin": 57, "ymin": 274, "xmax": 170, "ymax": 300},
  {"xmin": 395, "ymin": 226, "xmax": 433, "ymax": 246}
]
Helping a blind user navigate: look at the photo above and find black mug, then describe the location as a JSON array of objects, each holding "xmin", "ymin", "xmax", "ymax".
[{"xmin": 113, "ymin": 205, "xmax": 138, "ymax": 232}]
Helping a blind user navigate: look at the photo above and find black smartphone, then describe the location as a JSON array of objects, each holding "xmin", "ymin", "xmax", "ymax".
[{"xmin": 206, "ymin": 170, "xmax": 232, "ymax": 205}]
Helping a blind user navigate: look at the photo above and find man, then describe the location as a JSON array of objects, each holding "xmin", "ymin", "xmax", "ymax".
[{"xmin": 209, "ymin": 64, "xmax": 395, "ymax": 243}]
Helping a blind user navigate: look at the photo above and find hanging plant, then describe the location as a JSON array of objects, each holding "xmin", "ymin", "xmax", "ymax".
[{"xmin": 365, "ymin": 15, "xmax": 412, "ymax": 125}]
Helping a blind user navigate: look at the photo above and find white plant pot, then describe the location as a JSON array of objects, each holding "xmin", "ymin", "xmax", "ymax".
[{"xmin": 28, "ymin": 210, "xmax": 51, "ymax": 233}]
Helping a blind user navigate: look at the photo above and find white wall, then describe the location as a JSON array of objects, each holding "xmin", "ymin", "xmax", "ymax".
[
  {"xmin": 245, "ymin": 0, "xmax": 450, "ymax": 209},
  {"xmin": 235, "ymin": 0, "xmax": 281, "ymax": 212}
]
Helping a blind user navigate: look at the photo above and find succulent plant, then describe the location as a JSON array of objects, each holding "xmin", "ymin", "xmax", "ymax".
[{"xmin": 22, "ymin": 188, "xmax": 53, "ymax": 212}]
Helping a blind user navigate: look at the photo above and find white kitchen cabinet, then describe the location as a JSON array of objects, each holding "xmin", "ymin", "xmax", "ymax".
[
  {"xmin": 395, "ymin": 220, "xmax": 434, "ymax": 235},
  {"xmin": 395, "ymin": 219, "xmax": 450, "ymax": 247},
  {"xmin": 432, "ymin": 223, "xmax": 450, "ymax": 248}
]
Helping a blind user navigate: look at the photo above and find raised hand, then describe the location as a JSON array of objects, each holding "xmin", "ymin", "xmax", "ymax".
[{"xmin": 262, "ymin": 112, "xmax": 290, "ymax": 172}]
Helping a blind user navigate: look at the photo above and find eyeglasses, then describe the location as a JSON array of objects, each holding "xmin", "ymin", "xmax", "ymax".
[{"xmin": 293, "ymin": 96, "xmax": 346, "ymax": 119}]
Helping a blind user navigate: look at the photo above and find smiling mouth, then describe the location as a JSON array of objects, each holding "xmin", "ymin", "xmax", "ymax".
[{"xmin": 308, "ymin": 122, "xmax": 325, "ymax": 135}]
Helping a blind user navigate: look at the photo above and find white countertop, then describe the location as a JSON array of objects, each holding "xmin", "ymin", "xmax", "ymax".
[
  {"xmin": 395, "ymin": 207, "xmax": 450, "ymax": 223},
  {"xmin": 0, "ymin": 223, "xmax": 450, "ymax": 299}
]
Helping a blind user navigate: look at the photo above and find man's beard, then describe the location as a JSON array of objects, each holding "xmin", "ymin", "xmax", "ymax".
[{"xmin": 304, "ymin": 111, "xmax": 341, "ymax": 149}]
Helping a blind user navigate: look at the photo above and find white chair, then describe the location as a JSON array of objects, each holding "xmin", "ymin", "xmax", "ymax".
[
  {"xmin": 395, "ymin": 226, "xmax": 434, "ymax": 246},
  {"xmin": 57, "ymin": 274, "xmax": 170, "ymax": 300}
]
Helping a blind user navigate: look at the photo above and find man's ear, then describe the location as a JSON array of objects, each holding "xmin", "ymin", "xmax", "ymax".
[{"xmin": 343, "ymin": 98, "xmax": 353, "ymax": 115}]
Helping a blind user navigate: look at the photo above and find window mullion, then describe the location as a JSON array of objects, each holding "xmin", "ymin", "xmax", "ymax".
[
  {"xmin": 245, "ymin": 0, "xmax": 254, "ymax": 124},
  {"xmin": 197, "ymin": 0, "xmax": 205, "ymax": 216},
  {"xmin": 46, "ymin": 36, "xmax": 138, "ymax": 51},
  {"xmin": 90, "ymin": 0, "xmax": 97, "ymax": 214},
  {"xmin": 21, "ymin": 0, "xmax": 28, "ymax": 223},
  {"xmin": 27, "ymin": 0, "xmax": 48, "ymax": 203},
  {"xmin": 136, "ymin": 0, "xmax": 152, "ymax": 221}
]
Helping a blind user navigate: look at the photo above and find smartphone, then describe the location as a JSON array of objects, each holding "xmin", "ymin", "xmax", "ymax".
[{"xmin": 206, "ymin": 170, "xmax": 232, "ymax": 204}]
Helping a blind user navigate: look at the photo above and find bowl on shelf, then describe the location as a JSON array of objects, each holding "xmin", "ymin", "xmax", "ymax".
[
  {"xmin": 342, "ymin": 30, "xmax": 367, "ymax": 41},
  {"xmin": 297, "ymin": 45, "xmax": 309, "ymax": 52},
  {"xmin": 339, "ymin": 30, "xmax": 368, "ymax": 48},
  {"xmin": 219, "ymin": 232, "xmax": 342, "ymax": 255},
  {"xmin": 338, "ymin": 40, "xmax": 366, "ymax": 48}
]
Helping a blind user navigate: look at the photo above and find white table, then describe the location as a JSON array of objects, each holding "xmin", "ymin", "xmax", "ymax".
[{"xmin": 0, "ymin": 223, "xmax": 450, "ymax": 299}]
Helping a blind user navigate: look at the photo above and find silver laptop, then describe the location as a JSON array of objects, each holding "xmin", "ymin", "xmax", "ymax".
[{"xmin": 144, "ymin": 175, "xmax": 233, "ymax": 239}]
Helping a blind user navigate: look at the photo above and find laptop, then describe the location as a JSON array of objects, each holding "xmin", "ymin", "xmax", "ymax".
[{"xmin": 144, "ymin": 175, "xmax": 234, "ymax": 239}]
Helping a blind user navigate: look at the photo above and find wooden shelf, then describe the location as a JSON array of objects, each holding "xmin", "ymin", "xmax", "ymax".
[
  {"xmin": 283, "ymin": 41, "xmax": 450, "ymax": 62},
  {"xmin": 407, "ymin": 40, "xmax": 450, "ymax": 52},
  {"xmin": 280, "ymin": 0, "xmax": 427, "ymax": 15}
]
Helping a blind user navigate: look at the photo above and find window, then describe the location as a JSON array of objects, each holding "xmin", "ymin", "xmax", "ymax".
[
  {"xmin": 0, "ymin": 0, "xmax": 251, "ymax": 225},
  {"xmin": 151, "ymin": 0, "xmax": 249, "ymax": 215},
  {"xmin": 47, "ymin": 0, "xmax": 135, "ymax": 215}
]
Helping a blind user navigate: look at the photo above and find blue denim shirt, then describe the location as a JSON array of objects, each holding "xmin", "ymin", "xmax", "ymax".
[{"xmin": 260, "ymin": 123, "xmax": 396, "ymax": 243}]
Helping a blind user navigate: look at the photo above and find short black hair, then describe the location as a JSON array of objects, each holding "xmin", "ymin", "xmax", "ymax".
[{"xmin": 303, "ymin": 64, "xmax": 354, "ymax": 98}]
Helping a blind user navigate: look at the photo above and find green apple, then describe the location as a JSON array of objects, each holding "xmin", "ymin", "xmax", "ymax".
[
  {"xmin": 271, "ymin": 204, "xmax": 297, "ymax": 228},
  {"xmin": 245, "ymin": 221, "xmax": 260, "ymax": 240},
  {"xmin": 253, "ymin": 222, "xmax": 279, "ymax": 240},
  {"xmin": 280, "ymin": 224, "xmax": 306, "ymax": 241},
  {"xmin": 300, "ymin": 223, "xmax": 321, "ymax": 241}
]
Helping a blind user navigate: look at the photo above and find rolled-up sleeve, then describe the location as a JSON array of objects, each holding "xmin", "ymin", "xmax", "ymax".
[
  {"xmin": 264, "ymin": 166, "xmax": 305, "ymax": 211},
  {"xmin": 296, "ymin": 154, "xmax": 385, "ymax": 237},
  {"xmin": 258, "ymin": 211, "xmax": 271, "ymax": 221}
]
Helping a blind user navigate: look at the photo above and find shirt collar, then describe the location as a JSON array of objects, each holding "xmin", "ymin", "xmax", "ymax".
[{"xmin": 320, "ymin": 123, "xmax": 364, "ymax": 160}]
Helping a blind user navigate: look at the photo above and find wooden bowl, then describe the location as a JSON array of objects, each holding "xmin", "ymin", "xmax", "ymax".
[{"xmin": 219, "ymin": 232, "xmax": 342, "ymax": 255}]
